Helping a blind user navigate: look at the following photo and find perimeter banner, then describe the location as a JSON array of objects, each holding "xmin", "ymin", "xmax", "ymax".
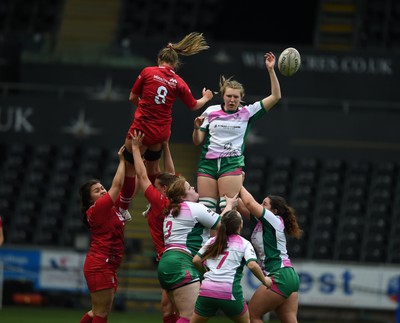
[{"xmin": 242, "ymin": 262, "xmax": 399, "ymax": 310}]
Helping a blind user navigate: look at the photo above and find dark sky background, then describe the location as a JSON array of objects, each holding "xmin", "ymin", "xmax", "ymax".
[{"xmin": 212, "ymin": 1, "xmax": 319, "ymax": 46}]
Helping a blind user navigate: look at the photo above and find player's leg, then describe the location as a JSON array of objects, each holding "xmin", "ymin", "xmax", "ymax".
[
  {"xmin": 90, "ymin": 288, "xmax": 114, "ymax": 322},
  {"xmin": 274, "ymin": 292, "xmax": 299, "ymax": 323},
  {"xmin": 197, "ymin": 175, "xmax": 218, "ymax": 212},
  {"xmin": 144, "ymin": 143, "xmax": 162, "ymax": 184},
  {"xmin": 161, "ymin": 288, "xmax": 179, "ymax": 323},
  {"xmin": 171, "ymin": 282, "xmax": 201, "ymax": 322},
  {"xmin": 217, "ymin": 173, "xmax": 243, "ymax": 211},
  {"xmin": 190, "ymin": 312, "xmax": 209, "ymax": 323},
  {"xmin": 248, "ymin": 286, "xmax": 285, "ymax": 323}
]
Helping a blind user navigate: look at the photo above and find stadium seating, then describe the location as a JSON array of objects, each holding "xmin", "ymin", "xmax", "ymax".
[
  {"xmin": 0, "ymin": 0, "xmax": 63, "ymax": 52},
  {"xmin": 1, "ymin": 141, "xmax": 398, "ymax": 264}
]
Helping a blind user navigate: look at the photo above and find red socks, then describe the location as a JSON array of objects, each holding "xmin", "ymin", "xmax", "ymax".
[
  {"xmin": 119, "ymin": 176, "xmax": 136, "ymax": 210},
  {"xmin": 92, "ymin": 315, "xmax": 107, "ymax": 323},
  {"xmin": 176, "ymin": 317, "xmax": 190, "ymax": 323},
  {"xmin": 79, "ymin": 313, "xmax": 93, "ymax": 323}
]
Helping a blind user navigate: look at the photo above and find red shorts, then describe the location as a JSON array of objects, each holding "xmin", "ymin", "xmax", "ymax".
[
  {"xmin": 83, "ymin": 253, "xmax": 120, "ymax": 293},
  {"xmin": 127, "ymin": 121, "xmax": 171, "ymax": 146}
]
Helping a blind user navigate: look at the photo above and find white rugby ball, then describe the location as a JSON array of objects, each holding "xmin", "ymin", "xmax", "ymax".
[{"xmin": 278, "ymin": 47, "xmax": 301, "ymax": 76}]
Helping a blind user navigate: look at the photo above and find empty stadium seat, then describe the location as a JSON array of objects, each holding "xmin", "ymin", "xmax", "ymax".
[
  {"xmin": 348, "ymin": 160, "xmax": 371, "ymax": 175},
  {"xmin": 343, "ymin": 187, "xmax": 367, "ymax": 203},
  {"xmin": 335, "ymin": 232, "xmax": 361, "ymax": 261},
  {"xmin": 361, "ymin": 236, "xmax": 387, "ymax": 263},
  {"xmin": 296, "ymin": 157, "xmax": 319, "ymax": 172},
  {"xmin": 321, "ymin": 158, "xmax": 344, "ymax": 173},
  {"xmin": 287, "ymin": 238, "xmax": 307, "ymax": 259},
  {"xmin": 388, "ymin": 233, "xmax": 400, "ymax": 263}
]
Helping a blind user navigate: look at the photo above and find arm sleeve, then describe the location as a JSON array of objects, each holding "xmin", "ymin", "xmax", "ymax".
[
  {"xmin": 177, "ymin": 79, "xmax": 197, "ymax": 109},
  {"xmin": 194, "ymin": 203, "xmax": 221, "ymax": 229},
  {"xmin": 259, "ymin": 208, "xmax": 285, "ymax": 232},
  {"xmin": 144, "ymin": 185, "xmax": 161, "ymax": 204},
  {"xmin": 244, "ymin": 239, "xmax": 258, "ymax": 264},
  {"xmin": 87, "ymin": 193, "xmax": 114, "ymax": 226},
  {"xmin": 131, "ymin": 69, "xmax": 146, "ymax": 95}
]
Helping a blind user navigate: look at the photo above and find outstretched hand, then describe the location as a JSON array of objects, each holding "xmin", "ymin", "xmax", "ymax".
[
  {"xmin": 202, "ymin": 87, "xmax": 214, "ymax": 101},
  {"xmin": 225, "ymin": 193, "xmax": 239, "ymax": 209},
  {"xmin": 129, "ymin": 130, "xmax": 145, "ymax": 149},
  {"xmin": 264, "ymin": 51, "xmax": 276, "ymax": 71},
  {"xmin": 118, "ymin": 145, "xmax": 125, "ymax": 161}
]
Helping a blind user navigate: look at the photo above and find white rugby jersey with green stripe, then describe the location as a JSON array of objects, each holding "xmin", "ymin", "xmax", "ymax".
[
  {"xmin": 251, "ymin": 208, "xmax": 293, "ymax": 275},
  {"xmin": 199, "ymin": 102, "xmax": 266, "ymax": 159},
  {"xmin": 163, "ymin": 201, "xmax": 221, "ymax": 256}
]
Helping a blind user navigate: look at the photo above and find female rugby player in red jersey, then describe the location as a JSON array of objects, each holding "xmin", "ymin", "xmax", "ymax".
[
  {"xmin": 78, "ymin": 146, "xmax": 132, "ymax": 323},
  {"xmin": 130, "ymin": 130, "xmax": 179, "ymax": 323},
  {"xmin": 123, "ymin": 32, "xmax": 213, "ymax": 186}
]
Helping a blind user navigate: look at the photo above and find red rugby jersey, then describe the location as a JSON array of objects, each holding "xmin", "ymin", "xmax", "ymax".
[{"xmin": 131, "ymin": 66, "xmax": 197, "ymax": 127}]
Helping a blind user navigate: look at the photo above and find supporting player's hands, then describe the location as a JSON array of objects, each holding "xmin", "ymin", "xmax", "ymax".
[
  {"xmin": 118, "ymin": 145, "xmax": 125, "ymax": 162},
  {"xmin": 264, "ymin": 51, "xmax": 276, "ymax": 71},
  {"xmin": 129, "ymin": 130, "xmax": 145, "ymax": 150},
  {"xmin": 225, "ymin": 193, "xmax": 239, "ymax": 210}
]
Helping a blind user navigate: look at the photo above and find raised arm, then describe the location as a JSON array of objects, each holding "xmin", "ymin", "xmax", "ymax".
[
  {"xmin": 108, "ymin": 145, "xmax": 126, "ymax": 203},
  {"xmin": 192, "ymin": 87, "xmax": 213, "ymax": 111},
  {"xmin": 239, "ymin": 186, "xmax": 264, "ymax": 219},
  {"xmin": 260, "ymin": 52, "xmax": 282, "ymax": 112},
  {"xmin": 161, "ymin": 141, "xmax": 175, "ymax": 174},
  {"xmin": 237, "ymin": 198, "xmax": 251, "ymax": 220},
  {"xmin": 192, "ymin": 116, "xmax": 206, "ymax": 145},
  {"xmin": 130, "ymin": 131, "xmax": 152, "ymax": 191}
]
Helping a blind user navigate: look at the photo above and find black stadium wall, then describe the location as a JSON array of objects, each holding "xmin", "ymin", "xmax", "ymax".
[{"xmin": 1, "ymin": 41, "xmax": 400, "ymax": 162}]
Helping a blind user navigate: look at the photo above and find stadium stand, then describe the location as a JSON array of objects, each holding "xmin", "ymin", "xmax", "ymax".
[{"xmin": 2, "ymin": 0, "xmax": 400, "ymax": 270}]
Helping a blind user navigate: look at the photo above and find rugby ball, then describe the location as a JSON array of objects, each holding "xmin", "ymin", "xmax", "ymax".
[{"xmin": 278, "ymin": 47, "xmax": 301, "ymax": 76}]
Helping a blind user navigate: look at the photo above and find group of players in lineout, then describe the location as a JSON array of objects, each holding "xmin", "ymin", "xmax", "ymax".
[{"xmin": 79, "ymin": 33, "xmax": 303, "ymax": 323}]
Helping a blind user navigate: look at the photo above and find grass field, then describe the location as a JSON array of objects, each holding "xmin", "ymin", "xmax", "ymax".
[{"xmin": 0, "ymin": 306, "xmax": 334, "ymax": 323}]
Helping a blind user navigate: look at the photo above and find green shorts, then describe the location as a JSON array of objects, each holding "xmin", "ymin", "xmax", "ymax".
[
  {"xmin": 157, "ymin": 250, "xmax": 201, "ymax": 291},
  {"xmin": 195, "ymin": 296, "xmax": 247, "ymax": 318},
  {"xmin": 270, "ymin": 267, "xmax": 300, "ymax": 298},
  {"xmin": 197, "ymin": 156, "xmax": 244, "ymax": 180}
]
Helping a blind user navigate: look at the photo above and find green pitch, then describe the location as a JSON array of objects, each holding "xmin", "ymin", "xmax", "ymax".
[{"xmin": 0, "ymin": 306, "xmax": 333, "ymax": 322}]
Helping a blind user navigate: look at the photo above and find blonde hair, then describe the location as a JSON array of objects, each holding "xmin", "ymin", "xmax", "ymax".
[
  {"xmin": 219, "ymin": 75, "xmax": 245, "ymax": 100},
  {"xmin": 158, "ymin": 32, "xmax": 209, "ymax": 69}
]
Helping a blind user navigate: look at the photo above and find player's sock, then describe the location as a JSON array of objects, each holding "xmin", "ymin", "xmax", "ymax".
[
  {"xmin": 219, "ymin": 196, "xmax": 227, "ymax": 212},
  {"xmin": 79, "ymin": 312, "xmax": 93, "ymax": 323},
  {"xmin": 119, "ymin": 176, "xmax": 136, "ymax": 220},
  {"xmin": 92, "ymin": 315, "xmax": 107, "ymax": 323},
  {"xmin": 199, "ymin": 197, "xmax": 217, "ymax": 212},
  {"xmin": 176, "ymin": 317, "xmax": 190, "ymax": 323}
]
